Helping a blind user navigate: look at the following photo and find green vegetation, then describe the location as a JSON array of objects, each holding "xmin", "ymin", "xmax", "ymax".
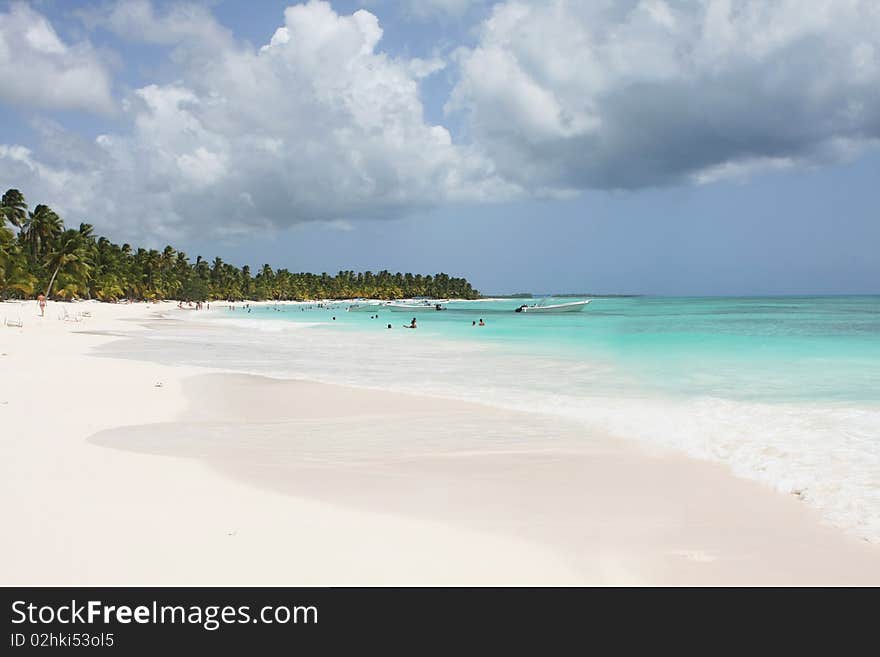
[{"xmin": 0, "ymin": 189, "xmax": 479, "ymax": 302}]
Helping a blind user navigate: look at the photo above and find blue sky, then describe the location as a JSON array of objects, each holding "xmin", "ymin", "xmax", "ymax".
[{"xmin": 1, "ymin": 0, "xmax": 879, "ymax": 295}]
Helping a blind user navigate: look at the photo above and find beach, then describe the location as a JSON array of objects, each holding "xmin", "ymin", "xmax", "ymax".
[{"xmin": 1, "ymin": 299, "xmax": 879, "ymax": 585}]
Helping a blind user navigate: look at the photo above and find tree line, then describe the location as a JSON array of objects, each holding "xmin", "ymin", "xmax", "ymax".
[{"xmin": 0, "ymin": 189, "xmax": 479, "ymax": 301}]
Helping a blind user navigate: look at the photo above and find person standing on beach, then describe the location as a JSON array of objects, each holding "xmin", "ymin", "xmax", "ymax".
[{"xmin": 37, "ymin": 294, "xmax": 46, "ymax": 317}]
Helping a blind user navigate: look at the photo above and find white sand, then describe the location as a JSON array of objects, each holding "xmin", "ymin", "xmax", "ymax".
[{"xmin": 1, "ymin": 299, "xmax": 878, "ymax": 585}]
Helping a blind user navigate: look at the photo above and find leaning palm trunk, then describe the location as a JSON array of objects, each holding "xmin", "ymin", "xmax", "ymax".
[{"xmin": 45, "ymin": 263, "xmax": 62, "ymax": 299}]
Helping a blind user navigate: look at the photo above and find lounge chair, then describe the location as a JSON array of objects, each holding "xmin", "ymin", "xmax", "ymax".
[{"xmin": 62, "ymin": 307, "xmax": 82, "ymax": 322}]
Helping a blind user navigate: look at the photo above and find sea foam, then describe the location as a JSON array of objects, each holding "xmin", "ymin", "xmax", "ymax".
[{"xmin": 100, "ymin": 307, "xmax": 880, "ymax": 542}]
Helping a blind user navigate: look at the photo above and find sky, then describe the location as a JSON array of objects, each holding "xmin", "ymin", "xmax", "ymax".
[{"xmin": 1, "ymin": 0, "xmax": 878, "ymax": 295}]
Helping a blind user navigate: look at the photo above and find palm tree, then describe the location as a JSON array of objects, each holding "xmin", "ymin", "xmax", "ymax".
[
  {"xmin": 0, "ymin": 240, "xmax": 36, "ymax": 298},
  {"xmin": 44, "ymin": 229, "xmax": 92, "ymax": 299},
  {"xmin": 0, "ymin": 189, "xmax": 28, "ymax": 228},
  {"xmin": 78, "ymin": 222, "xmax": 95, "ymax": 240},
  {"xmin": 22, "ymin": 204, "xmax": 63, "ymax": 261},
  {"xmin": 0, "ymin": 220, "xmax": 15, "ymax": 294},
  {"xmin": 2, "ymin": 187, "xmax": 482, "ymax": 302}
]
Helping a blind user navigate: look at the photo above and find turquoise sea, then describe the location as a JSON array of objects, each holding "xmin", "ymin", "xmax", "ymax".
[
  {"xmin": 103, "ymin": 295, "xmax": 880, "ymax": 540},
  {"xmin": 254, "ymin": 296, "xmax": 880, "ymax": 404}
]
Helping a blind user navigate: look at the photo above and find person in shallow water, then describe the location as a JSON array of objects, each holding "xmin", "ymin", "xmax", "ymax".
[
  {"xmin": 387, "ymin": 324, "xmax": 392, "ymax": 329},
  {"xmin": 472, "ymin": 320, "xmax": 476, "ymax": 326},
  {"xmin": 404, "ymin": 317, "xmax": 417, "ymax": 329},
  {"xmin": 479, "ymin": 319, "xmax": 485, "ymax": 326}
]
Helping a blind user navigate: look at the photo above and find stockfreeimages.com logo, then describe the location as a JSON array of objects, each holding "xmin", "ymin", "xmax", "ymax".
[{"xmin": 11, "ymin": 600, "xmax": 318, "ymax": 631}]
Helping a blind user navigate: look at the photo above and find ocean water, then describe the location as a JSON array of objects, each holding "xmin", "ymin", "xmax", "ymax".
[{"xmin": 101, "ymin": 296, "xmax": 880, "ymax": 541}]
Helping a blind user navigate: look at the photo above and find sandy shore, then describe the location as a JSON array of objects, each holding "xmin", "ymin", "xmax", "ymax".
[{"xmin": 1, "ymin": 299, "xmax": 879, "ymax": 585}]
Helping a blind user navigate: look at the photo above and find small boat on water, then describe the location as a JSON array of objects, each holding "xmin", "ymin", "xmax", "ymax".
[
  {"xmin": 347, "ymin": 303, "xmax": 386, "ymax": 312},
  {"xmin": 515, "ymin": 300, "xmax": 591, "ymax": 313},
  {"xmin": 389, "ymin": 302, "xmax": 447, "ymax": 312}
]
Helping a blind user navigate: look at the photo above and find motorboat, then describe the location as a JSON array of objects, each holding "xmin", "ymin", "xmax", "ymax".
[
  {"xmin": 389, "ymin": 302, "xmax": 447, "ymax": 312},
  {"xmin": 347, "ymin": 302, "xmax": 386, "ymax": 312},
  {"xmin": 514, "ymin": 300, "xmax": 591, "ymax": 313}
]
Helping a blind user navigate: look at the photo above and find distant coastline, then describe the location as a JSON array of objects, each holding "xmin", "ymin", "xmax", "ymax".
[
  {"xmin": 1, "ymin": 187, "xmax": 480, "ymax": 302},
  {"xmin": 482, "ymin": 293, "xmax": 642, "ymax": 299}
]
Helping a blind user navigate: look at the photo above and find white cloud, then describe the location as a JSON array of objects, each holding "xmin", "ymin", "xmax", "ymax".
[
  {"xmin": 447, "ymin": 0, "xmax": 880, "ymax": 190},
  {"xmin": 692, "ymin": 156, "xmax": 795, "ymax": 185},
  {"xmin": 5, "ymin": 0, "xmax": 880, "ymax": 241},
  {"xmin": 0, "ymin": 3, "xmax": 115, "ymax": 114},
  {"xmin": 407, "ymin": 56, "xmax": 446, "ymax": 79},
  {"xmin": 77, "ymin": 0, "xmax": 231, "ymax": 48},
  {"xmin": 0, "ymin": 140, "xmax": 102, "ymax": 224},
  {"xmin": 2, "ymin": 1, "xmax": 514, "ymax": 242}
]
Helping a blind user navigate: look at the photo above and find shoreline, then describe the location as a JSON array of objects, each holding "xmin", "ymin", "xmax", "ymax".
[{"xmin": 2, "ymin": 300, "xmax": 879, "ymax": 584}]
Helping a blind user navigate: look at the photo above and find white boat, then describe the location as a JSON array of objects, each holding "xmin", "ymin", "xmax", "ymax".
[
  {"xmin": 347, "ymin": 303, "xmax": 385, "ymax": 312},
  {"xmin": 389, "ymin": 302, "xmax": 447, "ymax": 312},
  {"xmin": 514, "ymin": 300, "xmax": 591, "ymax": 313}
]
